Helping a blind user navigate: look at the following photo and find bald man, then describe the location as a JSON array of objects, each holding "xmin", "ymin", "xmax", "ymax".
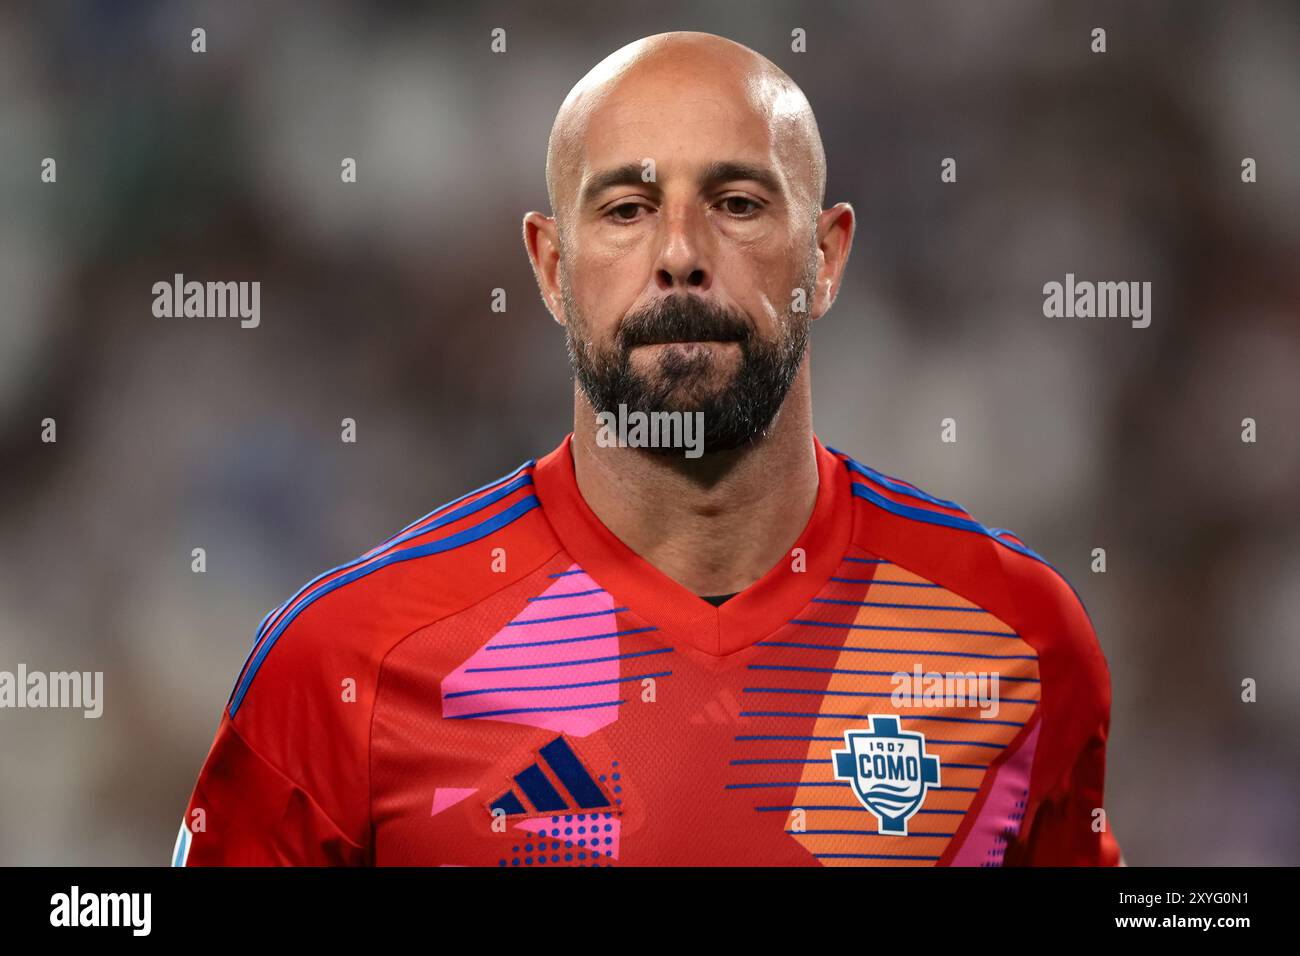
[{"xmin": 176, "ymin": 32, "xmax": 1122, "ymax": 868}]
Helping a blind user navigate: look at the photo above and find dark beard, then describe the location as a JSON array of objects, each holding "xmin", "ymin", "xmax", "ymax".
[{"xmin": 565, "ymin": 290, "xmax": 810, "ymax": 455}]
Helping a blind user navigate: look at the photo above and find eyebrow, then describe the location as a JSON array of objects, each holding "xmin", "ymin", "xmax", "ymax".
[{"xmin": 579, "ymin": 159, "xmax": 784, "ymax": 208}]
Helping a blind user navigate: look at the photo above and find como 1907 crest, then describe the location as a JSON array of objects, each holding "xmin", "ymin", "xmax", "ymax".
[{"xmin": 831, "ymin": 715, "xmax": 941, "ymax": 835}]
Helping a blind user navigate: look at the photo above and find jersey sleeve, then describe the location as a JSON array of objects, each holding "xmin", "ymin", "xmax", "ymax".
[
  {"xmin": 1005, "ymin": 712, "xmax": 1124, "ymax": 866},
  {"xmin": 175, "ymin": 712, "xmax": 367, "ymax": 866},
  {"xmin": 173, "ymin": 595, "xmax": 378, "ymax": 867},
  {"xmin": 1001, "ymin": 562, "xmax": 1123, "ymax": 867}
]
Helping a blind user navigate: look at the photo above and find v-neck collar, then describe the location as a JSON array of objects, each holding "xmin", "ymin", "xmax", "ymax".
[{"xmin": 531, "ymin": 432, "xmax": 853, "ymax": 657}]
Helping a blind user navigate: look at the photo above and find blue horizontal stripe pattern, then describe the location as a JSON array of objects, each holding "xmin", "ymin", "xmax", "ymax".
[
  {"xmin": 789, "ymin": 620, "xmax": 1020, "ymax": 639},
  {"xmin": 485, "ymin": 626, "xmax": 658, "ymax": 651},
  {"xmin": 465, "ymin": 647, "xmax": 670, "ymax": 674},
  {"xmin": 443, "ymin": 671, "xmax": 672, "ymax": 700},
  {"xmin": 760, "ymin": 639, "xmax": 1035, "ymax": 661}
]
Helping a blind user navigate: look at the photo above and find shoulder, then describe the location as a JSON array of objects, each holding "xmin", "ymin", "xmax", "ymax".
[
  {"xmin": 226, "ymin": 457, "xmax": 558, "ymax": 721},
  {"xmin": 828, "ymin": 445, "xmax": 1107, "ymax": 690}
]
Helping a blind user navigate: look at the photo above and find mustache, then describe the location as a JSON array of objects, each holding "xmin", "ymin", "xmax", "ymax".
[{"xmin": 617, "ymin": 296, "xmax": 752, "ymax": 348}]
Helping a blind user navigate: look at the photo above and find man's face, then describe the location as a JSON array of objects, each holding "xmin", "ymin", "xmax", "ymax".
[{"xmin": 556, "ymin": 66, "xmax": 823, "ymax": 453}]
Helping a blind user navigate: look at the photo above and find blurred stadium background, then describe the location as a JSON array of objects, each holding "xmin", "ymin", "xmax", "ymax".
[{"xmin": 1, "ymin": 0, "xmax": 1297, "ymax": 865}]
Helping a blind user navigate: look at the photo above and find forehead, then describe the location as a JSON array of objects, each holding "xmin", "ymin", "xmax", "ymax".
[{"xmin": 578, "ymin": 68, "xmax": 796, "ymax": 184}]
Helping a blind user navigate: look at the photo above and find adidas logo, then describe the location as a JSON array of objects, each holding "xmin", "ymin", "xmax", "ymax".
[{"xmin": 489, "ymin": 735, "xmax": 615, "ymax": 816}]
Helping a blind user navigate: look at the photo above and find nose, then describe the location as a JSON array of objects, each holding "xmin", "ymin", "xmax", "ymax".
[{"xmin": 653, "ymin": 204, "xmax": 712, "ymax": 293}]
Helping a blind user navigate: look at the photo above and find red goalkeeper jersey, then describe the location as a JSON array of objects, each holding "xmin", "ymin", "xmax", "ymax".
[{"xmin": 174, "ymin": 433, "xmax": 1122, "ymax": 867}]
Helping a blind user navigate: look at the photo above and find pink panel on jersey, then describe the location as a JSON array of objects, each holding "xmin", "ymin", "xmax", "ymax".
[
  {"xmin": 430, "ymin": 787, "xmax": 478, "ymax": 817},
  {"xmin": 950, "ymin": 718, "xmax": 1041, "ymax": 866},
  {"xmin": 441, "ymin": 566, "xmax": 621, "ymax": 736}
]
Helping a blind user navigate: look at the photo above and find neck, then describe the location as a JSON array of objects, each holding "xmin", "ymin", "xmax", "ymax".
[{"xmin": 569, "ymin": 364, "xmax": 819, "ymax": 597}]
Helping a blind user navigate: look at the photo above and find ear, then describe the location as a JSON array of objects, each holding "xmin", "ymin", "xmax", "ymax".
[
  {"xmin": 810, "ymin": 202, "xmax": 855, "ymax": 320},
  {"xmin": 522, "ymin": 211, "xmax": 566, "ymax": 325}
]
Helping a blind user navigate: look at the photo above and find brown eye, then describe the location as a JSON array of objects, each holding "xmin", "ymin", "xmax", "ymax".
[
  {"xmin": 609, "ymin": 202, "xmax": 642, "ymax": 221},
  {"xmin": 722, "ymin": 196, "xmax": 759, "ymax": 216}
]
